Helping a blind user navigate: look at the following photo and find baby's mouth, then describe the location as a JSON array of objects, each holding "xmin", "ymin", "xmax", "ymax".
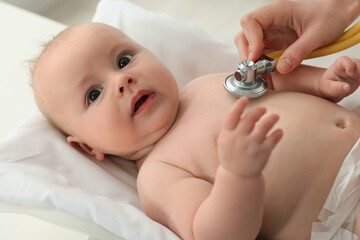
[
  {"xmin": 131, "ymin": 90, "xmax": 155, "ymax": 116},
  {"xmin": 134, "ymin": 95, "xmax": 149, "ymax": 114}
]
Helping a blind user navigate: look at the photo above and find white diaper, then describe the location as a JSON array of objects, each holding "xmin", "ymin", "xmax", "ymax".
[{"xmin": 311, "ymin": 138, "xmax": 360, "ymax": 240}]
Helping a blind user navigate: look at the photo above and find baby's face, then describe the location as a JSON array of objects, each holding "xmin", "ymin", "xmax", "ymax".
[{"xmin": 35, "ymin": 23, "xmax": 179, "ymax": 160}]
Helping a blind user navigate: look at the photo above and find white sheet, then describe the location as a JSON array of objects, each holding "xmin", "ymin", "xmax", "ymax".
[{"xmin": 0, "ymin": 0, "xmax": 360, "ymax": 239}]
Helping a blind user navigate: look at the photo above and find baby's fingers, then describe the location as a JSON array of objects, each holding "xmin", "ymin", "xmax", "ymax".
[
  {"xmin": 334, "ymin": 56, "xmax": 359, "ymax": 80},
  {"xmin": 263, "ymin": 129, "xmax": 283, "ymax": 151},
  {"xmin": 326, "ymin": 80, "xmax": 351, "ymax": 98},
  {"xmin": 238, "ymin": 107, "xmax": 267, "ymax": 134},
  {"xmin": 252, "ymin": 114, "xmax": 280, "ymax": 143},
  {"xmin": 341, "ymin": 56, "xmax": 357, "ymax": 76},
  {"xmin": 224, "ymin": 97, "xmax": 249, "ymax": 131}
]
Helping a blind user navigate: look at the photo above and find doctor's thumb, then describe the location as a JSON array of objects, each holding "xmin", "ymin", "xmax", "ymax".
[
  {"xmin": 277, "ymin": 57, "xmax": 295, "ymax": 74},
  {"xmin": 277, "ymin": 36, "xmax": 317, "ymax": 74}
]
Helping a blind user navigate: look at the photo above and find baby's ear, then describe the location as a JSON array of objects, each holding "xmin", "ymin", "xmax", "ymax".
[{"xmin": 67, "ymin": 136, "xmax": 105, "ymax": 161}]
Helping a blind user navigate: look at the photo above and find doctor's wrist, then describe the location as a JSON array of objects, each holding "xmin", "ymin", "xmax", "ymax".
[{"xmin": 327, "ymin": 0, "xmax": 360, "ymax": 25}]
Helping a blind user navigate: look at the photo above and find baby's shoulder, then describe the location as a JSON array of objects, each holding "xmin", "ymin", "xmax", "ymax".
[
  {"xmin": 186, "ymin": 72, "xmax": 230, "ymax": 86},
  {"xmin": 181, "ymin": 72, "xmax": 231, "ymax": 96},
  {"xmin": 136, "ymin": 154, "xmax": 196, "ymax": 207},
  {"xmin": 137, "ymin": 155, "xmax": 188, "ymax": 183}
]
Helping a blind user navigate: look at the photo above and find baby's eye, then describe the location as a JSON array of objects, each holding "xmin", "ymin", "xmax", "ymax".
[
  {"xmin": 118, "ymin": 54, "xmax": 132, "ymax": 69},
  {"xmin": 87, "ymin": 88, "xmax": 102, "ymax": 104}
]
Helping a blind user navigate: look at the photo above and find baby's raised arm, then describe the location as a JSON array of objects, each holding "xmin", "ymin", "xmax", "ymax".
[
  {"xmin": 137, "ymin": 98, "xmax": 282, "ymax": 240},
  {"xmin": 270, "ymin": 56, "xmax": 360, "ymax": 102}
]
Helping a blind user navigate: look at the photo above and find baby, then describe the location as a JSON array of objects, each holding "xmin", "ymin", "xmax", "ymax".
[{"xmin": 31, "ymin": 22, "xmax": 360, "ymax": 240}]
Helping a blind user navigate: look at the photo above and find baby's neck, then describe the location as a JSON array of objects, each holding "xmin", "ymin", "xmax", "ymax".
[
  {"xmin": 121, "ymin": 144, "xmax": 153, "ymax": 160},
  {"xmin": 115, "ymin": 143, "xmax": 154, "ymax": 170},
  {"xmin": 135, "ymin": 105, "xmax": 180, "ymax": 169},
  {"xmin": 134, "ymin": 145, "xmax": 154, "ymax": 169}
]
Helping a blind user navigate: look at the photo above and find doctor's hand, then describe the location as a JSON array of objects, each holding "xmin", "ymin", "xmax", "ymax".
[{"xmin": 235, "ymin": 0, "xmax": 360, "ymax": 74}]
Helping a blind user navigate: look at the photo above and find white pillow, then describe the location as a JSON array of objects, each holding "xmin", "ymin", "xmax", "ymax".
[{"xmin": 0, "ymin": 0, "xmax": 239, "ymax": 239}]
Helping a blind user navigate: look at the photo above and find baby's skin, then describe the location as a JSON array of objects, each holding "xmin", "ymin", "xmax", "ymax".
[
  {"xmin": 136, "ymin": 51, "xmax": 360, "ymax": 239},
  {"xmin": 32, "ymin": 23, "xmax": 360, "ymax": 240},
  {"xmin": 138, "ymin": 72, "xmax": 360, "ymax": 239}
]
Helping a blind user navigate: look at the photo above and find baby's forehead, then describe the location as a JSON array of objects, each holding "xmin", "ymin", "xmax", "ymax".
[
  {"xmin": 36, "ymin": 23, "xmax": 129, "ymax": 87},
  {"xmin": 41, "ymin": 23, "xmax": 124, "ymax": 62},
  {"xmin": 35, "ymin": 22, "xmax": 132, "ymax": 83},
  {"xmin": 49, "ymin": 23, "xmax": 126, "ymax": 50},
  {"xmin": 67, "ymin": 23, "xmax": 127, "ymax": 41}
]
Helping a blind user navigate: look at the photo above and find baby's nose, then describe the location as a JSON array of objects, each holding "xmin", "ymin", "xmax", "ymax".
[
  {"xmin": 120, "ymin": 79, "xmax": 133, "ymax": 92},
  {"xmin": 117, "ymin": 78, "xmax": 134, "ymax": 96}
]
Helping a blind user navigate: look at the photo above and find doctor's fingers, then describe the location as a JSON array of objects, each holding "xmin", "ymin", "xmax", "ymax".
[
  {"xmin": 238, "ymin": 1, "xmax": 291, "ymax": 61},
  {"xmin": 234, "ymin": 30, "xmax": 264, "ymax": 61},
  {"xmin": 235, "ymin": 30, "xmax": 263, "ymax": 61}
]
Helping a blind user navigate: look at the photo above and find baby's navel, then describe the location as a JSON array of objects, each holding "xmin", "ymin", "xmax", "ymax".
[{"xmin": 335, "ymin": 118, "xmax": 347, "ymax": 129}]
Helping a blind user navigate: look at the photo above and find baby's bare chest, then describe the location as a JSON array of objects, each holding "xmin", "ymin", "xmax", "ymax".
[
  {"xmin": 154, "ymin": 83, "xmax": 308, "ymax": 182},
  {"xmin": 155, "ymin": 76, "xmax": 360, "ymax": 184},
  {"xmin": 156, "ymin": 96, "xmax": 229, "ymax": 182}
]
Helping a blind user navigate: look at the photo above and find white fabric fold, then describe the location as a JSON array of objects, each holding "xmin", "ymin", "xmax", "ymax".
[{"xmin": 311, "ymin": 139, "xmax": 360, "ymax": 239}]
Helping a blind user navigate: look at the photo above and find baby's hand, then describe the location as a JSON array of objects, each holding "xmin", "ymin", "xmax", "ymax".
[
  {"xmin": 320, "ymin": 56, "xmax": 360, "ymax": 102},
  {"xmin": 217, "ymin": 97, "xmax": 283, "ymax": 178}
]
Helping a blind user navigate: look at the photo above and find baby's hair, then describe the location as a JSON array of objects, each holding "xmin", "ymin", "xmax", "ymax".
[
  {"xmin": 29, "ymin": 26, "xmax": 76, "ymax": 135},
  {"xmin": 29, "ymin": 25, "xmax": 76, "ymax": 87},
  {"xmin": 28, "ymin": 39, "xmax": 52, "ymax": 90}
]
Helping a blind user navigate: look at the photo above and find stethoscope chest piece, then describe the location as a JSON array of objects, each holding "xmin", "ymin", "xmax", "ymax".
[
  {"xmin": 224, "ymin": 74, "xmax": 267, "ymax": 98},
  {"xmin": 224, "ymin": 58, "xmax": 275, "ymax": 98}
]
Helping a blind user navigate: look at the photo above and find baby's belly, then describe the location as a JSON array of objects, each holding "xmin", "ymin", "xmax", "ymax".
[{"xmin": 252, "ymin": 91, "xmax": 360, "ymax": 239}]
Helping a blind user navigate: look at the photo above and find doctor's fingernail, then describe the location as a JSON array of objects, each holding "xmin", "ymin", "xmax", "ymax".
[
  {"xmin": 343, "ymin": 84, "xmax": 350, "ymax": 92},
  {"xmin": 248, "ymin": 51, "xmax": 254, "ymax": 60},
  {"xmin": 278, "ymin": 58, "xmax": 293, "ymax": 73}
]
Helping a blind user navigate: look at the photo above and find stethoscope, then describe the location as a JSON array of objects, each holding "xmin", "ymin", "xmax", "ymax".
[{"xmin": 224, "ymin": 20, "xmax": 360, "ymax": 98}]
